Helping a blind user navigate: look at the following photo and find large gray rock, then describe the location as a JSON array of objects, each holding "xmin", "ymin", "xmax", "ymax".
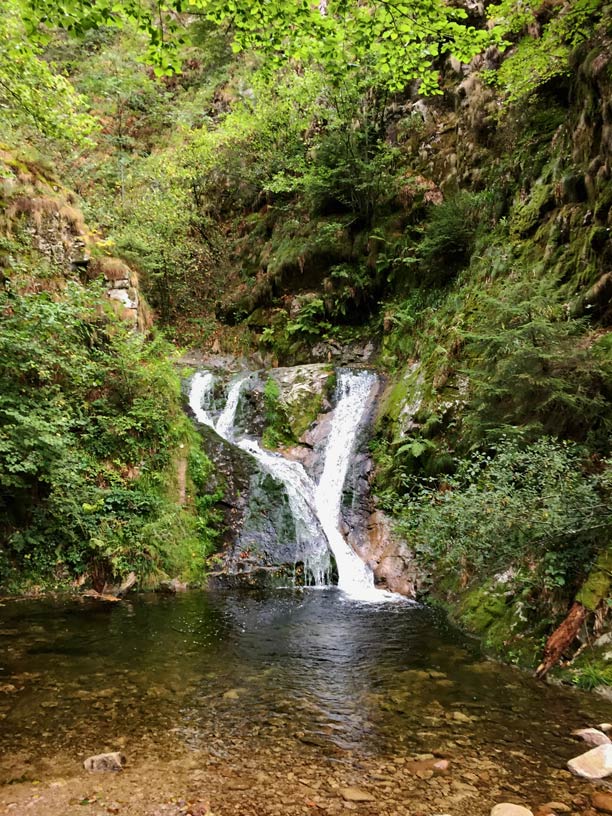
[{"xmin": 567, "ymin": 744, "xmax": 612, "ymax": 779}]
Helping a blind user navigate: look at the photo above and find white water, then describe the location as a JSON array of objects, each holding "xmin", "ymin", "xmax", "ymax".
[
  {"xmin": 188, "ymin": 368, "xmax": 390, "ymax": 599},
  {"xmin": 314, "ymin": 371, "xmax": 384, "ymax": 600},
  {"xmin": 189, "ymin": 371, "xmax": 330, "ymax": 586}
]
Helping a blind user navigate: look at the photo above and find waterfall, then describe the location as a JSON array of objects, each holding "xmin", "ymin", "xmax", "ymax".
[
  {"xmin": 188, "ymin": 371, "xmax": 215, "ymax": 428},
  {"xmin": 189, "ymin": 371, "xmax": 330, "ymax": 586},
  {"xmin": 188, "ymin": 367, "xmax": 390, "ymax": 599},
  {"xmin": 314, "ymin": 371, "xmax": 383, "ymax": 600}
]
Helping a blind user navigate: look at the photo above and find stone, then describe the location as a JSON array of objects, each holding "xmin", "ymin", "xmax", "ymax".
[
  {"xmin": 573, "ymin": 728, "xmax": 611, "ymax": 747},
  {"xmin": 222, "ymin": 689, "xmax": 242, "ymax": 700},
  {"xmin": 592, "ymin": 792, "xmax": 612, "ymax": 813},
  {"xmin": 452, "ymin": 711, "xmax": 472, "ymax": 723},
  {"xmin": 540, "ymin": 804, "xmax": 571, "ymax": 814},
  {"xmin": 159, "ymin": 578, "xmax": 188, "ymax": 594},
  {"xmin": 83, "ymin": 752, "xmax": 126, "ymax": 772},
  {"xmin": 491, "ymin": 806, "xmax": 533, "ymax": 816},
  {"xmin": 567, "ymin": 744, "xmax": 612, "ymax": 779},
  {"xmin": 340, "ymin": 788, "xmax": 375, "ymax": 803}
]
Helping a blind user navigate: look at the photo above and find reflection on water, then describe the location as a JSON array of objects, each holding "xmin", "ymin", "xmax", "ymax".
[{"xmin": 0, "ymin": 589, "xmax": 608, "ymax": 782}]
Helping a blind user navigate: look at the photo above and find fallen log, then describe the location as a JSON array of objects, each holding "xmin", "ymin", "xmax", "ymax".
[{"xmin": 535, "ymin": 601, "xmax": 588, "ymax": 679}]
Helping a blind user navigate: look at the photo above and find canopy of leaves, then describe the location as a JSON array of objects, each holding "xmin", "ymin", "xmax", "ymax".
[
  {"xmin": 0, "ymin": 0, "xmax": 95, "ymax": 142},
  {"xmin": 24, "ymin": 0, "xmax": 496, "ymax": 92}
]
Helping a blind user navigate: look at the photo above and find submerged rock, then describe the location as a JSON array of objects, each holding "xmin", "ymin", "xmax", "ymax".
[
  {"xmin": 490, "ymin": 805, "xmax": 534, "ymax": 816},
  {"xmin": 567, "ymin": 744, "xmax": 612, "ymax": 779},
  {"xmin": 592, "ymin": 791, "xmax": 612, "ymax": 813},
  {"xmin": 83, "ymin": 752, "xmax": 126, "ymax": 772},
  {"xmin": 340, "ymin": 787, "xmax": 376, "ymax": 802}
]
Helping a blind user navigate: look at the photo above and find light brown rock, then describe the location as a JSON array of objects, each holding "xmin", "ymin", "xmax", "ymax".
[
  {"xmin": 567, "ymin": 744, "xmax": 612, "ymax": 779},
  {"xmin": 491, "ymin": 805, "xmax": 534, "ymax": 816},
  {"xmin": 340, "ymin": 788, "xmax": 375, "ymax": 803},
  {"xmin": 592, "ymin": 792, "xmax": 612, "ymax": 814},
  {"xmin": 83, "ymin": 752, "xmax": 126, "ymax": 772}
]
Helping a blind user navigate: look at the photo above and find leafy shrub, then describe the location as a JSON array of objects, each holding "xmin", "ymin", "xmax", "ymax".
[
  {"xmin": 0, "ymin": 282, "xmax": 218, "ymax": 589},
  {"xmin": 386, "ymin": 437, "xmax": 611, "ymax": 593},
  {"xmin": 418, "ymin": 190, "xmax": 492, "ymax": 283}
]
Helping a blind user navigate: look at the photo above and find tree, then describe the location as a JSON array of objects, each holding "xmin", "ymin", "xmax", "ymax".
[
  {"xmin": 23, "ymin": 0, "xmax": 495, "ymax": 92},
  {"xmin": 0, "ymin": 0, "xmax": 95, "ymax": 141}
]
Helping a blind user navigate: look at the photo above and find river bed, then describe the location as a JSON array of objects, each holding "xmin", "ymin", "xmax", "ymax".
[{"xmin": 0, "ymin": 589, "xmax": 610, "ymax": 816}]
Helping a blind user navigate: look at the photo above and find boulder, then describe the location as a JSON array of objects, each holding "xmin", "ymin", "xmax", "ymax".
[
  {"xmin": 83, "ymin": 752, "xmax": 126, "ymax": 772},
  {"xmin": 567, "ymin": 744, "xmax": 612, "ymax": 779}
]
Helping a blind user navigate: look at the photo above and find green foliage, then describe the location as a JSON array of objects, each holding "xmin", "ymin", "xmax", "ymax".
[
  {"xmin": 262, "ymin": 378, "xmax": 294, "ymax": 449},
  {"xmin": 0, "ymin": 281, "xmax": 219, "ymax": 589},
  {"xmin": 487, "ymin": 0, "xmax": 606, "ymax": 104},
  {"xmin": 418, "ymin": 190, "xmax": 493, "ymax": 282},
  {"xmin": 383, "ymin": 437, "xmax": 611, "ymax": 593},
  {"xmin": 570, "ymin": 662, "xmax": 612, "ymax": 690},
  {"xmin": 461, "ymin": 279, "xmax": 612, "ymax": 450},
  {"xmin": 0, "ymin": 0, "xmax": 95, "ymax": 142},
  {"xmin": 24, "ymin": 0, "xmax": 495, "ymax": 92}
]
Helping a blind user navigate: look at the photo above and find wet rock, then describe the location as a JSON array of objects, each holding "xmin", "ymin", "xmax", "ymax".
[
  {"xmin": 573, "ymin": 728, "xmax": 611, "ymax": 747},
  {"xmin": 222, "ymin": 689, "xmax": 243, "ymax": 700},
  {"xmin": 405, "ymin": 758, "xmax": 450, "ymax": 776},
  {"xmin": 159, "ymin": 578, "xmax": 188, "ymax": 594},
  {"xmin": 592, "ymin": 792, "xmax": 612, "ymax": 813},
  {"xmin": 539, "ymin": 803, "xmax": 571, "ymax": 814},
  {"xmin": 490, "ymin": 805, "xmax": 534, "ymax": 816},
  {"xmin": 83, "ymin": 752, "xmax": 126, "ymax": 772},
  {"xmin": 340, "ymin": 788, "xmax": 376, "ymax": 803},
  {"xmin": 567, "ymin": 744, "xmax": 612, "ymax": 779}
]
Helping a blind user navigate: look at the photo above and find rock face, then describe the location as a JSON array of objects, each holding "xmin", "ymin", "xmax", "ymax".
[
  {"xmin": 83, "ymin": 752, "xmax": 126, "ymax": 772},
  {"xmin": 567, "ymin": 744, "xmax": 612, "ymax": 779}
]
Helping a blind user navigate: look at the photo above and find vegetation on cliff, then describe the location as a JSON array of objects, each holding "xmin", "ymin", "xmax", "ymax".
[{"xmin": 0, "ymin": 0, "xmax": 610, "ymax": 683}]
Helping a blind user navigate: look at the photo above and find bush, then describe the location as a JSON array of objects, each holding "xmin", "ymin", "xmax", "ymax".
[
  {"xmin": 387, "ymin": 437, "xmax": 611, "ymax": 593},
  {"xmin": 0, "ymin": 282, "xmax": 219, "ymax": 589}
]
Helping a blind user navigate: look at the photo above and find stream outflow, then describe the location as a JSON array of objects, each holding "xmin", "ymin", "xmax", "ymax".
[{"xmin": 188, "ymin": 368, "xmax": 386, "ymax": 599}]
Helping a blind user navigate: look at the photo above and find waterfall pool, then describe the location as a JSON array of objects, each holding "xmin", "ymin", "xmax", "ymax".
[{"xmin": 0, "ymin": 589, "xmax": 609, "ymax": 816}]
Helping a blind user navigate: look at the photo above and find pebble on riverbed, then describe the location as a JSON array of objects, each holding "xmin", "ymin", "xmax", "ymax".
[
  {"xmin": 490, "ymin": 805, "xmax": 534, "ymax": 816},
  {"xmin": 83, "ymin": 752, "xmax": 126, "ymax": 772}
]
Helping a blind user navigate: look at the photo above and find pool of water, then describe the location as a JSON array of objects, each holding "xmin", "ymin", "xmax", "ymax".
[{"xmin": 0, "ymin": 590, "xmax": 609, "ymax": 815}]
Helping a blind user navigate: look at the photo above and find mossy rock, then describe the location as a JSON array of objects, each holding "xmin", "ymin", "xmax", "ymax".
[
  {"xmin": 576, "ymin": 547, "xmax": 612, "ymax": 611},
  {"xmin": 510, "ymin": 182, "xmax": 555, "ymax": 238},
  {"xmin": 376, "ymin": 363, "xmax": 424, "ymax": 438}
]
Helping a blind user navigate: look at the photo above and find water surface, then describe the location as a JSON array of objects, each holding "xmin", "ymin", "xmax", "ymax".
[{"xmin": 0, "ymin": 590, "xmax": 609, "ymax": 815}]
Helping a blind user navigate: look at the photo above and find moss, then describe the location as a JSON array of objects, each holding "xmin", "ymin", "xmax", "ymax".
[
  {"xmin": 575, "ymin": 546, "xmax": 612, "ymax": 611},
  {"xmin": 510, "ymin": 182, "xmax": 555, "ymax": 238},
  {"xmin": 284, "ymin": 389, "xmax": 323, "ymax": 439},
  {"xmin": 460, "ymin": 583, "xmax": 508, "ymax": 632},
  {"xmin": 376, "ymin": 363, "xmax": 424, "ymax": 436}
]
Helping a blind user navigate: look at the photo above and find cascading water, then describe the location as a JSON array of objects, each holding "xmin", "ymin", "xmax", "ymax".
[
  {"xmin": 188, "ymin": 367, "xmax": 390, "ymax": 599},
  {"xmin": 314, "ymin": 371, "xmax": 383, "ymax": 600},
  {"xmin": 189, "ymin": 371, "xmax": 330, "ymax": 586}
]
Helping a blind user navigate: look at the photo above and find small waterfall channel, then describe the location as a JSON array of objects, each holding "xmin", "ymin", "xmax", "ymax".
[{"xmin": 188, "ymin": 368, "xmax": 388, "ymax": 600}]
